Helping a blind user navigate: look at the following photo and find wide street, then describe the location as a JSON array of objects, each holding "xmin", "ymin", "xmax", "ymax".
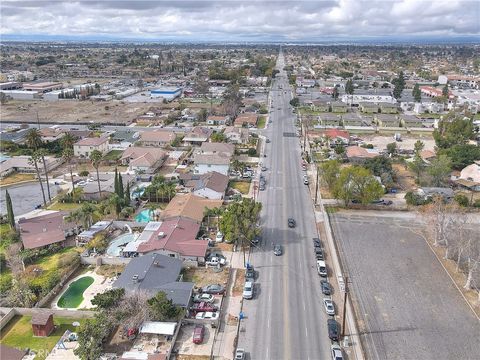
[{"xmin": 237, "ymin": 52, "xmax": 332, "ymax": 359}]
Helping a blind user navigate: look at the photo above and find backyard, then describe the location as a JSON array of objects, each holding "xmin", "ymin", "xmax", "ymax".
[
  {"xmin": 0, "ymin": 315, "xmax": 84, "ymax": 360},
  {"xmin": 229, "ymin": 181, "xmax": 250, "ymax": 195}
]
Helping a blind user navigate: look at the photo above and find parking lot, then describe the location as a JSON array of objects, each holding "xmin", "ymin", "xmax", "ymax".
[{"xmin": 330, "ymin": 210, "xmax": 480, "ymax": 360}]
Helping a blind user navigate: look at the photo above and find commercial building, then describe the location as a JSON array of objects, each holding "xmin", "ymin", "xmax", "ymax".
[
  {"xmin": 22, "ymin": 81, "xmax": 63, "ymax": 93},
  {"xmin": 150, "ymin": 87, "xmax": 182, "ymax": 101}
]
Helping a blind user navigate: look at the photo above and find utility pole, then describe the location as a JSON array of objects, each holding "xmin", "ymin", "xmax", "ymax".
[
  {"xmin": 315, "ymin": 166, "xmax": 319, "ymax": 205},
  {"xmin": 341, "ymin": 276, "xmax": 349, "ymax": 338},
  {"xmin": 36, "ymin": 111, "xmax": 41, "ymax": 129}
]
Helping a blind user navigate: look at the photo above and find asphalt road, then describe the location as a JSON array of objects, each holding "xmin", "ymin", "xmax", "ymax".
[
  {"xmin": 237, "ymin": 51, "xmax": 332, "ymax": 359},
  {"xmin": 0, "ymin": 182, "xmax": 60, "ymax": 216},
  {"xmin": 330, "ymin": 211, "xmax": 480, "ymax": 360}
]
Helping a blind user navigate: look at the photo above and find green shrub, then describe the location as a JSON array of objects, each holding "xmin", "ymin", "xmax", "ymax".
[
  {"xmin": 473, "ymin": 199, "xmax": 480, "ymax": 208},
  {"xmin": 405, "ymin": 191, "xmax": 428, "ymax": 206},
  {"xmin": 0, "ymin": 274, "xmax": 13, "ymax": 293},
  {"xmin": 454, "ymin": 194, "xmax": 469, "ymax": 207},
  {"xmin": 79, "ymin": 170, "xmax": 90, "ymax": 177}
]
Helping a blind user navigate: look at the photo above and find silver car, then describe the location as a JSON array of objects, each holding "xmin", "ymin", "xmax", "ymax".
[
  {"xmin": 323, "ymin": 298, "xmax": 335, "ymax": 316},
  {"xmin": 243, "ymin": 281, "xmax": 254, "ymax": 299}
]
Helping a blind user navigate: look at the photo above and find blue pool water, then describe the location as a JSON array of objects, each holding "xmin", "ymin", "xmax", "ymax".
[
  {"xmin": 135, "ymin": 209, "xmax": 153, "ymax": 223},
  {"xmin": 106, "ymin": 233, "xmax": 137, "ymax": 257}
]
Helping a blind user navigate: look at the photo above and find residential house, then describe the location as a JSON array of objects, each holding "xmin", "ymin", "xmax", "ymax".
[
  {"xmin": 82, "ymin": 173, "xmax": 135, "ymax": 200},
  {"xmin": 108, "ymin": 130, "xmax": 138, "ymax": 150},
  {"xmin": 197, "ymin": 142, "xmax": 235, "ymax": 157},
  {"xmin": 416, "ymin": 187, "xmax": 454, "ymax": 200},
  {"xmin": 160, "ymin": 193, "xmax": 223, "ymax": 222},
  {"xmin": 224, "ymin": 126, "xmax": 249, "ymax": 144},
  {"xmin": 192, "ymin": 171, "xmax": 229, "ymax": 200},
  {"xmin": 0, "ymin": 345, "xmax": 27, "ymax": 360},
  {"xmin": 113, "ymin": 253, "xmax": 194, "ymax": 307},
  {"xmin": 399, "ymin": 115, "xmax": 424, "ymax": 128},
  {"xmin": 322, "ymin": 129, "xmax": 350, "ymax": 146},
  {"xmin": 0, "ymin": 155, "xmax": 62, "ymax": 178},
  {"xmin": 183, "ymin": 127, "xmax": 213, "ymax": 146},
  {"xmin": 120, "ymin": 147, "xmax": 167, "ymax": 174},
  {"xmin": 346, "ymin": 146, "xmax": 380, "ymax": 163},
  {"xmin": 375, "ymin": 114, "xmax": 400, "ymax": 128},
  {"xmin": 311, "ymin": 100, "xmax": 330, "ymax": 112},
  {"xmin": 17, "ymin": 211, "xmax": 80, "ymax": 250},
  {"xmin": 341, "ymin": 113, "xmax": 365, "ymax": 127},
  {"xmin": 193, "ymin": 152, "xmax": 230, "ymax": 175},
  {"xmin": 73, "ymin": 137, "xmax": 109, "ymax": 157},
  {"xmin": 318, "ymin": 113, "xmax": 340, "ymax": 127},
  {"xmin": 359, "ymin": 103, "xmax": 379, "ymax": 114},
  {"xmin": 454, "ymin": 161, "xmax": 480, "ymax": 191},
  {"xmin": 331, "ymin": 101, "xmax": 348, "ymax": 113},
  {"xmin": 76, "ymin": 220, "xmax": 112, "ymax": 246},
  {"xmin": 234, "ymin": 113, "xmax": 258, "ymax": 128},
  {"xmin": 39, "ymin": 127, "xmax": 66, "ymax": 142},
  {"xmin": 379, "ymin": 102, "xmax": 398, "ymax": 114},
  {"xmin": 125, "ymin": 218, "xmax": 208, "ymax": 263},
  {"xmin": 138, "ymin": 130, "xmax": 176, "ymax": 147},
  {"xmin": 207, "ymin": 115, "xmax": 229, "ymax": 126}
]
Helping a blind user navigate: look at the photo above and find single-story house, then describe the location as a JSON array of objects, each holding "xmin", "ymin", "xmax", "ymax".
[
  {"xmin": 311, "ymin": 100, "xmax": 330, "ymax": 112},
  {"xmin": 207, "ymin": 115, "xmax": 229, "ymax": 126},
  {"xmin": 193, "ymin": 152, "xmax": 231, "ymax": 175},
  {"xmin": 459, "ymin": 161, "xmax": 480, "ymax": 183},
  {"xmin": 322, "ymin": 129, "xmax": 350, "ymax": 145},
  {"xmin": 346, "ymin": 146, "xmax": 380, "ymax": 163},
  {"xmin": 331, "ymin": 101, "xmax": 348, "ymax": 113},
  {"xmin": 138, "ymin": 130, "xmax": 176, "ymax": 147},
  {"xmin": 399, "ymin": 115, "xmax": 423, "ymax": 128},
  {"xmin": 0, "ymin": 155, "xmax": 62, "ymax": 178},
  {"xmin": 120, "ymin": 147, "xmax": 167, "ymax": 174},
  {"xmin": 234, "ymin": 113, "xmax": 258, "ymax": 128},
  {"xmin": 17, "ymin": 210, "xmax": 80, "ymax": 250},
  {"xmin": 196, "ymin": 142, "xmax": 235, "ymax": 157},
  {"xmin": 375, "ymin": 114, "xmax": 400, "ymax": 128},
  {"xmin": 82, "ymin": 173, "xmax": 135, "ymax": 200},
  {"xmin": 416, "ymin": 187, "xmax": 454, "ymax": 200},
  {"xmin": 73, "ymin": 136, "xmax": 109, "ymax": 157},
  {"xmin": 191, "ymin": 171, "xmax": 229, "ymax": 200},
  {"xmin": 341, "ymin": 113, "xmax": 364, "ymax": 127},
  {"xmin": 379, "ymin": 102, "xmax": 398, "ymax": 114},
  {"xmin": 113, "ymin": 253, "xmax": 194, "ymax": 307},
  {"xmin": 127, "ymin": 217, "xmax": 208, "ymax": 263},
  {"xmin": 359, "ymin": 102, "xmax": 379, "ymax": 114},
  {"xmin": 160, "ymin": 193, "xmax": 223, "ymax": 222},
  {"xmin": 224, "ymin": 126, "xmax": 249, "ymax": 144},
  {"xmin": 39, "ymin": 127, "xmax": 66, "ymax": 142},
  {"xmin": 318, "ymin": 113, "xmax": 340, "ymax": 127},
  {"xmin": 183, "ymin": 127, "xmax": 213, "ymax": 146},
  {"xmin": 0, "ymin": 345, "xmax": 28, "ymax": 360}
]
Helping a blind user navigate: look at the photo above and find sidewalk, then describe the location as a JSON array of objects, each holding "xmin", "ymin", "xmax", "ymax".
[{"xmin": 211, "ymin": 250, "xmax": 244, "ymax": 360}]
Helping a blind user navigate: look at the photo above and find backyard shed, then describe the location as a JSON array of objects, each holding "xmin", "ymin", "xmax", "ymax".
[{"xmin": 31, "ymin": 313, "xmax": 54, "ymax": 337}]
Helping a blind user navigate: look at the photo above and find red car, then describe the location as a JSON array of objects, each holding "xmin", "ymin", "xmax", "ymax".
[
  {"xmin": 193, "ymin": 324, "xmax": 205, "ymax": 344},
  {"xmin": 191, "ymin": 301, "xmax": 217, "ymax": 313}
]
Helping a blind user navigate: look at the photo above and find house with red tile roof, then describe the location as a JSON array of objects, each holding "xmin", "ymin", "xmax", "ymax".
[
  {"xmin": 322, "ymin": 129, "xmax": 350, "ymax": 145},
  {"xmin": 346, "ymin": 146, "xmax": 380, "ymax": 163},
  {"xmin": 234, "ymin": 113, "xmax": 258, "ymax": 128}
]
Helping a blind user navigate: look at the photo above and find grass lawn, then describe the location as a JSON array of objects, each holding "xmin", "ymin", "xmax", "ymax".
[
  {"xmin": 0, "ymin": 173, "xmax": 35, "ymax": 186},
  {"xmin": 103, "ymin": 149, "xmax": 123, "ymax": 161},
  {"xmin": 229, "ymin": 181, "xmax": 250, "ymax": 195},
  {"xmin": 47, "ymin": 202, "xmax": 82, "ymax": 212},
  {"xmin": 34, "ymin": 247, "xmax": 80, "ymax": 272},
  {"xmin": 257, "ymin": 116, "xmax": 266, "ymax": 129},
  {"xmin": 0, "ymin": 315, "xmax": 84, "ymax": 360}
]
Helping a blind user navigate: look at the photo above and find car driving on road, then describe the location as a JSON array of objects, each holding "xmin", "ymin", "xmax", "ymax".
[
  {"xmin": 288, "ymin": 218, "xmax": 296, "ymax": 228},
  {"xmin": 273, "ymin": 244, "xmax": 283, "ymax": 256}
]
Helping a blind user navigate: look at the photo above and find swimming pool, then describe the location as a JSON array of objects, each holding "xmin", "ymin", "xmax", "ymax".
[
  {"xmin": 57, "ymin": 276, "xmax": 94, "ymax": 308},
  {"xmin": 106, "ymin": 233, "xmax": 138, "ymax": 257},
  {"xmin": 135, "ymin": 209, "xmax": 153, "ymax": 223}
]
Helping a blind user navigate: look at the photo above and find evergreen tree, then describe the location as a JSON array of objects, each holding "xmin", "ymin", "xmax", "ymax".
[
  {"xmin": 442, "ymin": 84, "xmax": 449, "ymax": 97},
  {"xmin": 114, "ymin": 168, "xmax": 119, "ymax": 195},
  {"xmin": 5, "ymin": 190, "xmax": 15, "ymax": 229},
  {"xmin": 412, "ymin": 83, "xmax": 421, "ymax": 102},
  {"xmin": 125, "ymin": 183, "xmax": 131, "ymax": 204},
  {"xmin": 118, "ymin": 174, "xmax": 124, "ymax": 199},
  {"xmin": 345, "ymin": 79, "xmax": 354, "ymax": 95}
]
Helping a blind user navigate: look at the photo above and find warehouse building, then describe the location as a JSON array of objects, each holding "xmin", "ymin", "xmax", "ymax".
[{"xmin": 150, "ymin": 87, "xmax": 182, "ymax": 101}]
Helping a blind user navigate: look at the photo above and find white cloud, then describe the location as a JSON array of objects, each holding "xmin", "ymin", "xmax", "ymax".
[{"xmin": 1, "ymin": 0, "xmax": 478, "ymax": 40}]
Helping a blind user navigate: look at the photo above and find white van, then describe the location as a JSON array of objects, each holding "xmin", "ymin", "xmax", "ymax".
[{"xmin": 317, "ymin": 260, "xmax": 327, "ymax": 277}]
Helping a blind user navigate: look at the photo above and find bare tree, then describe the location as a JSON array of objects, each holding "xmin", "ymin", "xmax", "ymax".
[
  {"xmin": 5, "ymin": 242, "xmax": 24, "ymax": 276},
  {"xmin": 113, "ymin": 290, "xmax": 151, "ymax": 330},
  {"xmin": 422, "ymin": 196, "xmax": 452, "ymax": 247}
]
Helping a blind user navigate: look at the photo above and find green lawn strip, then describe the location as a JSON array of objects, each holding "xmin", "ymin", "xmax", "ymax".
[
  {"xmin": 229, "ymin": 181, "xmax": 251, "ymax": 194},
  {"xmin": 47, "ymin": 202, "xmax": 82, "ymax": 212},
  {"xmin": 0, "ymin": 315, "xmax": 84, "ymax": 360},
  {"xmin": 57, "ymin": 276, "xmax": 94, "ymax": 308},
  {"xmin": 102, "ymin": 149, "xmax": 123, "ymax": 161},
  {"xmin": 257, "ymin": 116, "xmax": 266, "ymax": 129}
]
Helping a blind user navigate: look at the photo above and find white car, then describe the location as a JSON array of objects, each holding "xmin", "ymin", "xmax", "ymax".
[
  {"xmin": 215, "ymin": 231, "xmax": 224, "ymax": 243},
  {"xmin": 235, "ymin": 348, "xmax": 246, "ymax": 360},
  {"xmin": 323, "ymin": 298, "xmax": 335, "ymax": 316},
  {"xmin": 331, "ymin": 344, "xmax": 343, "ymax": 360},
  {"xmin": 205, "ymin": 257, "xmax": 225, "ymax": 267},
  {"xmin": 195, "ymin": 311, "xmax": 219, "ymax": 320},
  {"xmin": 243, "ymin": 281, "xmax": 254, "ymax": 299},
  {"xmin": 193, "ymin": 293, "xmax": 215, "ymax": 303}
]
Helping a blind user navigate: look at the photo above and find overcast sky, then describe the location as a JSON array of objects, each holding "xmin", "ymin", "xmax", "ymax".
[{"xmin": 1, "ymin": 1, "xmax": 479, "ymax": 41}]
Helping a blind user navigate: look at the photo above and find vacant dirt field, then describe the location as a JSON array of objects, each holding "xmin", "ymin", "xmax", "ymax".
[
  {"xmin": 183, "ymin": 267, "xmax": 229, "ymax": 288},
  {"xmin": 362, "ymin": 133, "xmax": 436, "ymax": 151},
  {"xmin": 1, "ymin": 99, "xmax": 155, "ymax": 124}
]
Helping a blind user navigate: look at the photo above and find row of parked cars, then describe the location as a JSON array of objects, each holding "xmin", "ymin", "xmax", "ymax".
[{"xmin": 313, "ymin": 237, "xmax": 344, "ymax": 360}]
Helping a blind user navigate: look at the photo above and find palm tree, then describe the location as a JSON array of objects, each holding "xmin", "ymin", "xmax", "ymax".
[
  {"xmin": 68, "ymin": 202, "xmax": 97, "ymax": 228},
  {"xmin": 28, "ymin": 151, "xmax": 47, "ymax": 207},
  {"xmin": 60, "ymin": 132, "xmax": 77, "ymax": 150},
  {"xmin": 26, "ymin": 129, "xmax": 51, "ymax": 202},
  {"xmin": 62, "ymin": 147, "xmax": 75, "ymax": 194},
  {"xmin": 89, "ymin": 150, "xmax": 103, "ymax": 198}
]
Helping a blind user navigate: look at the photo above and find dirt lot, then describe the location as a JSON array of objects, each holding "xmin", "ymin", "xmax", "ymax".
[
  {"xmin": 232, "ymin": 269, "xmax": 245, "ymax": 297},
  {"xmin": 104, "ymin": 326, "xmax": 135, "ymax": 355},
  {"xmin": 392, "ymin": 163, "xmax": 417, "ymax": 191},
  {"xmin": 182, "ymin": 267, "xmax": 229, "ymax": 289},
  {"xmin": 1, "ymin": 99, "xmax": 155, "ymax": 124},
  {"xmin": 361, "ymin": 133, "xmax": 435, "ymax": 152}
]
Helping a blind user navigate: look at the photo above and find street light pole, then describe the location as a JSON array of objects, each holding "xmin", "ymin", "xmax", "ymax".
[{"xmin": 341, "ymin": 276, "xmax": 349, "ymax": 338}]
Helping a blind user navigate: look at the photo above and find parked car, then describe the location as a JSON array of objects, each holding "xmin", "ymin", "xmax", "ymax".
[
  {"xmin": 259, "ymin": 183, "xmax": 266, "ymax": 191},
  {"xmin": 195, "ymin": 311, "xmax": 219, "ymax": 320},
  {"xmin": 312, "ymin": 238, "xmax": 321, "ymax": 247},
  {"xmin": 331, "ymin": 344, "xmax": 344, "ymax": 360},
  {"xmin": 327, "ymin": 319, "xmax": 340, "ymax": 341},
  {"xmin": 315, "ymin": 247, "xmax": 324, "ymax": 260},
  {"xmin": 246, "ymin": 265, "xmax": 255, "ymax": 282},
  {"xmin": 206, "ymin": 257, "xmax": 225, "ymax": 267},
  {"xmin": 323, "ymin": 298, "xmax": 335, "ymax": 316},
  {"xmin": 317, "ymin": 260, "xmax": 327, "ymax": 277},
  {"xmin": 201, "ymin": 284, "xmax": 225, "ymax": 295},
  {"xmin": 274, "ymin": 244, "xmax": 283, "ymax": 256},
  {"xmin": 288, "ymin": 218, "xmax": 296, "ymax": 228},
  {"xmin": 261, "ymin": 166, "xmax": 267, "ymax": 171},
  {"xmin": 303, "ymin": 177, "xmax": 309, "ymax": 185},
  {"xmin": 266, "ymin": 138, "xmax": 271, "ymax": 143},
  {"xmin": 235, "ymin": 348, "xmax": 246, "ymax": 360},
  {"xmin": 243, "ymin": 281, "xmax": 254, "ymax": 299},
  {"xmin": 320, "ymin": 280, "xmax": 332, "ymax": 295},
  {"xmin": 215, "ymin": 231, "xmax": 224, "ymax": 242},
  {"xmin": 192, "ymin": 324, "xmax": 205, "ymax": 344},
  {"xmin": 206, "ymin": 252, "xmax": 226, "ymax": 262},
  {"xmin": 252, "ymin": 234, "xmax": 261, "ymax": 245},
  {"xmin": 193, "ymin": 293, "xmax": 215, "ymax": 303},
  {"xmin": 191, "ymin": 302, "xmax": 217, "ymax": 313}
]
